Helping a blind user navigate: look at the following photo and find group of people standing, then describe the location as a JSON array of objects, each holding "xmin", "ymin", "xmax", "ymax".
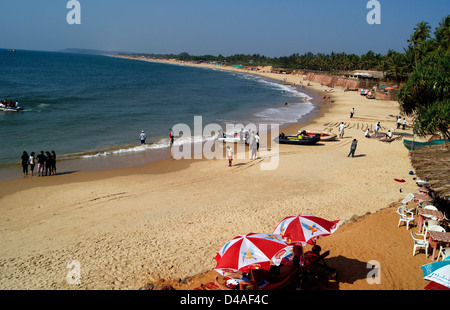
[
  {"xmin": 226, "ymin": 130, "xmax": 260, "ymax": 167},
  {"xmin": 21, "ymin": 150, "xmax": 56, "ymax": 177},
  {"xmin": 396, "ymin": 116, "xmax": 407, "ymax": 130}
]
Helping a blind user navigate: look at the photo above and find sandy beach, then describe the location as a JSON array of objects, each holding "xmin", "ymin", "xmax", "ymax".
[{"xmin": 0, "ymin": 59, "xmax": 433, "ymax": 290}]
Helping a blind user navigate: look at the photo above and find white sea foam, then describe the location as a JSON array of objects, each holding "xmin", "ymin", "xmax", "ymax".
[{"xmin": 80, "ymin": 135, "xmax": 218, "ymax": 158}]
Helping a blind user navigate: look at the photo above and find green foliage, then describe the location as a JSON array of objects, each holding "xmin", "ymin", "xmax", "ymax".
[
  {"xmin": 130, "ymin": 15, "xmax": 448, "ymax": 76},
  {"xmin": 398, "ymin": 50, "xmax": 450, "ymax": 140}
]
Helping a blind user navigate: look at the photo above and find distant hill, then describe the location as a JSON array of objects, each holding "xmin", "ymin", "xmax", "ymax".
[{"xmin": 59, "ymin": 48, "xmax": 133, "ymax": 55}]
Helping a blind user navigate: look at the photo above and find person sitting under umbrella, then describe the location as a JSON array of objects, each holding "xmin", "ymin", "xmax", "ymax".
[
  {"xmin": 303, "ymin": 245, "xmax": 322, "ymax": 265},
  {"xmin": 215, "ymin": 245, "xmax": 305, "ymax": 290}
]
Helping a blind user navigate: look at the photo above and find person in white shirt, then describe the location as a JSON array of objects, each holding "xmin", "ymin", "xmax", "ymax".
[
  {"xmin": 139, "ymin": 130, "xmax": 146, "ymax": 144},
  {"xmin": 374, "ymin": 122, "xmax": 380, "ymax": 136},
  {"xmin": 339, "ymin": 122, "xmax": 345, "ymax": 138},
  {"xmin": 226, "ymin": 146, "xmax": 234, "ymax": 167}
]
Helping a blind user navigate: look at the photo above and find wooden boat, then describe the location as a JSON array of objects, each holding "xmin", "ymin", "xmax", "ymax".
[
  {"xmin": 274, "ymin": 134, "xmax": 320, "ymax": 145},
  {"xmin": 303, "ymin": 130, "xmax": 337, "ymax": 141},
  {"xmin": 403, "ymin": 138, "xmax": 446, "ymax": 150}
]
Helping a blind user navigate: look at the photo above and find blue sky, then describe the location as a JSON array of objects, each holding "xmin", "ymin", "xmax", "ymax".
[{"xmin": 1, "ymin": 0, "xmax": 448, "ymax": 56}]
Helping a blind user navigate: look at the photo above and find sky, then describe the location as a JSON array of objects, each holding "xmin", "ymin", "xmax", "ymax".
[{"xmin": 1, "ymin": 0, "xmax": 448, "ymax": 57}]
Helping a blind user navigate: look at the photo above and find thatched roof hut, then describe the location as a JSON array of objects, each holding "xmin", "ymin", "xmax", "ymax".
[{"xmin": 409, "ymin": 143, "xmax": 450, "ymax": 199}]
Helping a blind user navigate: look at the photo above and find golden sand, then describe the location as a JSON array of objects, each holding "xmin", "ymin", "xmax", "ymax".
[{"xmin": 0, "ymin": 59, "xmax": 431, "ymax": 290}]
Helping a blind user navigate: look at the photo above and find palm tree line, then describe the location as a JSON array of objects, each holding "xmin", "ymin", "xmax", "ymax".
[{"xmin": 129, "ymin": 16, "xmax": 449, "ymax": 81}]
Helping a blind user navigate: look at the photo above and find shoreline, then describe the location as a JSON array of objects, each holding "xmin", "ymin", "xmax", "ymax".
[
  {"xmin": 0, "ymin": 57, "xmax": 322, "ymax": 184},
  {"xmin": 0, "ymin": 59, "xmax": 426, "ymax": 290}
]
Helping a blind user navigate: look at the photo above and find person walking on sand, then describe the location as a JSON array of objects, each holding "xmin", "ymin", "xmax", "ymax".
[
  {"xmin": 226, "ymin": 146, "xmax": 234, "ymax": 167},
  {"xmin": 397, "ymin": 116, "xmax": 401, "ymax": 129},
  {"xmin": 347, "ymin": 139, "xmax": 358, "ymax": 158},
  {"xmin": 350, "ymin": 108, "xmax": 354, "ymax": 118},
  {"xmin": 339, "ymin": 122, "xmax": 345, "ymax": 138},
  {"xmin": 402, "ymin": 118, "xmax": 407, "ymax": 130},
  {"xmin": 139, "ymin": 130, "xmax": 146, "ymax": 144}
]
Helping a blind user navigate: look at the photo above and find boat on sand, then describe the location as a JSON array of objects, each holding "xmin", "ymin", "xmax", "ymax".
[
  {"xmin": 274, "ymin": 134, "xmax": 320, "ymax": 145},
  {"xmin": 303, "ymin": 130, "xmax": 337, "ymax": 141}
]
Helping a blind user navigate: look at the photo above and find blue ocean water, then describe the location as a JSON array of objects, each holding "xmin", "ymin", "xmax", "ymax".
[{"xmin": 0, "ymin": 49, "xmax": 316, "ymax": 174}]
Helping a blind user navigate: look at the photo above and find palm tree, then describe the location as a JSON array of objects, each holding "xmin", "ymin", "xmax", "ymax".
[
  {"xmin": 387, "ymin": 51, "xmax": 407, "ymax": 84},
  {"xmin": 414, "ymin": 21, "xmax": 432, "ymax": 43},
  {"xmin": 408, "ymin": 21, "xmax": 433, "ymax": 67},
  {"xmin": 435, "ymin": 15, "xmax": 450, "ymax": 52}
]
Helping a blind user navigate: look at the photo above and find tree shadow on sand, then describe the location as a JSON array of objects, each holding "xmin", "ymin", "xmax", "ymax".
[{"xmin": 324, "ymin": 255, "xmax": 371, "ymax": 289}]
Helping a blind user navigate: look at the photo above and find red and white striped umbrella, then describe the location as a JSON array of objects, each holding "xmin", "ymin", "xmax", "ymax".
[
  {"xmin": 214, "ymin": 233, "xmax": 291, "ymax": 276},
  {"xmin": 273, "ymin": 214, "xmax": 341, "ymax": 246}
]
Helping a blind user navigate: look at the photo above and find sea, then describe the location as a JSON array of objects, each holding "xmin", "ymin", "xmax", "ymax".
[{"xmin": 0, "ymin": 49, "xmax": 320, "ymax": 181}]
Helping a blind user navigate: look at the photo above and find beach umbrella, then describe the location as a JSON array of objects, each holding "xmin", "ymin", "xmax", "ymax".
[
  {"xmin": 424, "ymin": 281, "xmax": 449, "ymax": 290},
  {"xmin": 214, "ymin": 233, "xmax": 291, "ymax": 276},
  {"xmin": 273, "ymin": 214, "xmax": 341, "ymax": 246},
  {"xmin": 421, "ymin": 257, "xmax": 450, "ymax": 289}
]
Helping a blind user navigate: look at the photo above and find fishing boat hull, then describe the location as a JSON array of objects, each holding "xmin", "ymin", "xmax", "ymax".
[
  {"xmin": 274, "ymin": 134, "xmax": 320, "ymax": 145},
  {"xmin": 304, "ymin": 130, "xmax": 337, "ymax": 141},
  {"xmin": 403, "ymin": 138, "xmax": 446, "ymax": 150}
]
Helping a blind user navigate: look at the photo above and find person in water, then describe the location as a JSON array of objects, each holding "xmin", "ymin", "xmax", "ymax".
[
  {"xmin": 21, "ymin": 151, "xmax": 29, "ymax": 177},
  {"xmin": 139, "ymin": 130, "xmax": 146, "ymax": 144}
]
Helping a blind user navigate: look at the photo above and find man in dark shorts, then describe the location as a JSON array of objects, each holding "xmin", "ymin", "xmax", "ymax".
[{"xmin": 36, "ymin": 151, "xmax": 46, "ymax": 177}]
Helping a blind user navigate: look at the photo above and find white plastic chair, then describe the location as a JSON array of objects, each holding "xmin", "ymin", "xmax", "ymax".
[
  {"xmin": 411, "ymin": 231, "xmax": 429, "ymax": 256},
  {"xmin": 424, "ymin": 205, "xmax": 438, "ymax": 211},
  {"xmin": 397, "ymin": 206, "xmax": 414, "ymax": 230},
  {"xmin": 439, "ymin": 247, "xmax": 450, "ymax": 261},
  {"xmin": 422, "ymin": 205, "xmax": 439, "ymax": 221},
  {"xmin": 424, "ymin": 220, "xmax": 441, "ymax": 235},
  {"xmin": 401, "ymin": 193, "xmax": 415, "ymax": 212}
]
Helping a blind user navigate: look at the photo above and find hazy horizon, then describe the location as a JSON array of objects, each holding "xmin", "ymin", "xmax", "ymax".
[{"xmin": 1, "ymin": 1, "xmax": 448, "ymax": 57}]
